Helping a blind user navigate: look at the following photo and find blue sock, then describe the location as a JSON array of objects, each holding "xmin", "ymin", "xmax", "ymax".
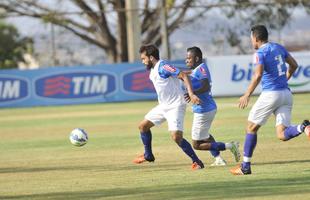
[
  {"xmin": 210, "ymin": 142, "xmax": 226, "ymax": 151},
  {"xmin": 178, "ymin": 139, "xmax": 200, "ymax": 163},
  {"xmin": 242, "ymin": 133, "xmax": 257, "ymax": 169},
  {"xmin": 284, "ymin": 125, "xmax": 302, "ymax": 140},
  {"xmin": 140, "ymin": 131, "xmax": 153, "ymax": 158},
  {"xmin": 210, "ymin": 150, "xmax": 220, "ymax": 157}
]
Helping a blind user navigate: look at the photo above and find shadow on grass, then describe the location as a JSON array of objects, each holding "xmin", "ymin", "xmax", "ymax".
[
  {"xmin": 0, "ymin": 162, "xmax": 189, "ymax": 174},
  {"xmin": 1, "ymin": 176, "xmax": 310, "ymax": 200},
  {"xmin": 254, "ymin": 159, "xmax": 310, "ymax": 166},
  {"xmin": 2, "ymin": 159, "xmax": 310, "ymax": 174}
]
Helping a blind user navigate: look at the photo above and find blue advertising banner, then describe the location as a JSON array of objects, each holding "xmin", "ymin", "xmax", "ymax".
[
  {"xmin": 0, "ymin": 53, "xmax": 309, "ymax": 108},
  {"xmin": 0, "ymin": 62, "xmax": 160, "ymax": 108}
]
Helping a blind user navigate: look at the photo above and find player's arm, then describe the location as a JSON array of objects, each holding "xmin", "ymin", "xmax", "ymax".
[
  {"xmin": 286, "ymin": 54, "xmax": 298, "ymax": 80},
  {"xmin": 239, "ymin": 64, "xmax": 263, "ymax": 109},
  {"xmin": 178, "ymin": 71, "xmax": 201, "ymax": 105},
  {"xmin": 195, "ymin": 78, "xmax": 210, "ymax": 95}
]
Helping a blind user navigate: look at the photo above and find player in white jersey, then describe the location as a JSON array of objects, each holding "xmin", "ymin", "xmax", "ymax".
[
  {"xmin": 133, "ymin": 44, "xmax": 204, "ymax": 170},
  {"xmin": 185, "ymin": 46, "xmax": 240, "ymax": 166},
  {"xmin": 230, "ymin": 25, "xmax": 310, "ymax": 175}
]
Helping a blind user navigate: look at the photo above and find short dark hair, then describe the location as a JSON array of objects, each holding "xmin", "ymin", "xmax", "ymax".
[
  {"xmin": 187, "ymin": 46, "xmax": 203, "ymax": 62},
  {"xmin": 251, "ymin": 25, "xmax": 268, "ymax": 42},
  {"xmin": 139, "ymin": 44, "xmax": 160, "ymax": 60}
]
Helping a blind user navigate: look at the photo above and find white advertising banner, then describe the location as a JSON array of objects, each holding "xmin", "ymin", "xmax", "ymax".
[{"xmin": 207, "ymin": 52, "xmax": 310, "ymax": 96}]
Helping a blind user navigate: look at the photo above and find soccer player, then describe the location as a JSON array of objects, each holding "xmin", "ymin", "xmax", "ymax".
[
  {"xmin": 230, "ymin": 25, "xmax": 310, "ymax": 175},
  {"xmin": 133, "ymin": 44, "xmax": 205, "ymax": 170},
  {"xmin": 185, "ymin": 46, "xmax": 240, "ymax": 166}
]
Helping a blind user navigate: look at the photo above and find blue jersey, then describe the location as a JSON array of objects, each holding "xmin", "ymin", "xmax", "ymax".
[
  {"xmin": 254, "ymin": 42, "xmax": 289, "ymax": 91},
  {"xmin": 190, "ymin": 63, "xmax": 217, "ymax": 113}
]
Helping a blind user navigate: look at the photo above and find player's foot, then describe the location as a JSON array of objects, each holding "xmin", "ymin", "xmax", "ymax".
[
  {"xmin": 191, "ymin": 160, "xmax": 204, "ymax": 170},
  {"xmin": 210, "ymin": 156, "xmax": 227, "ymax": 166},
  {"xmin": 229, "ymin": 141, "xmax": 241, "ymax": 162},
  {"xmin": 133, "ymin": 154, "xmax": 155, "ymax": 164},
  {"xmin": 230, "ymin": 164, "xmax": 252, "ymax": 175},
  {"xmin": 301, "ymin": 120, "xmax": 310, "ymax": 139}
]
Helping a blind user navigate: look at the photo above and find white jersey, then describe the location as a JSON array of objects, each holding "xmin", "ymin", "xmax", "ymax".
[{"xmin": 149, "ymin": 60, "xmax": 186, "ymax": 107}]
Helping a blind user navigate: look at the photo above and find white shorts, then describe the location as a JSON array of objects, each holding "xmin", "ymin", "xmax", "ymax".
[
  {"xmin": 192, "ymin": 109, "xmax": 217, "ymax": 141},
  {"xmin": 145, "ymin": 104, "xmax": 186, "ymax": 131},
  {"xmin": 248, "ymin": 89, "xmax": 292, "ymax": 127}
]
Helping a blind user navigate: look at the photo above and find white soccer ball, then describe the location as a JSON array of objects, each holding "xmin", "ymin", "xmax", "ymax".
[{"xmin": 69, "ymin": 128, "xmax": 88, "ymax": 146}]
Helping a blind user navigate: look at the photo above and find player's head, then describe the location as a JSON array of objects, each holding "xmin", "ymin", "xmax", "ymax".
[
  {"xmin": 139, "ymin": 44, "xmax": 160, "ymax": 70},
  {"xmin": 250, "ymin": 25, "xmax": 268, "ymax": 50},
  {"xmin": 186, "ymin": 46, "xmax": 203, "ymax": 69}
]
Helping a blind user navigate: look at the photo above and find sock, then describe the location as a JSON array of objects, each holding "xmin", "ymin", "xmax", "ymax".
[
  {"xmin": 210, "ymin": 142, "xmax": 226, "ymax": 151},
  {"xmin": 208, "ymin": 134, "xmax": 220, "ymax": 157},
  {"xmin": 140, "ymin": 130, "xmax": 153, "ymax": 158},
  {"xmin": 210, "ymin": 150, "xmax": 220, "ymax": 157},
  {"xmin": 284, "ymin": 125, "xmax": 302, "ymax": 140},
  {"xmin": 178, "ymin": 139, "xmax": 200, "ymax": 163},
  {"xmin": 242, "ymin": 133, "xmax": 257, "ymax": 169}
]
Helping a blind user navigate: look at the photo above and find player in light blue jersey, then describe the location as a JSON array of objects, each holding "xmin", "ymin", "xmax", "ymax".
[
  {"xmin": 230, "ymin": 25, "xmax": 310, "ymax": 175},
  {"xmin": 185, "ymin": 46, "xmax": 240, "ymax": 166},
  {"xmin": 133, "ymin": 44, "xmax": 205, "ymax": 170}
]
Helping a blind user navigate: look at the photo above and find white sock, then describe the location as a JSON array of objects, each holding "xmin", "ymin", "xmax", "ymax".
[{"xmin": 225, "ymin": 142, "xmax": 232, "ymax": 149}]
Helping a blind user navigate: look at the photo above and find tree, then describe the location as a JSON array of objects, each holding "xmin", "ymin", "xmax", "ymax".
[
  {"xmin": 0, "ymin": 0, "xmax": 309, "ymax": 63},
  {"xmin": 0, "ymin": 21, "xmax": 33, "ymax": 69},
  {"xmin": 0, "ymin": 0, "xmax": 210, "ymax": 63}
]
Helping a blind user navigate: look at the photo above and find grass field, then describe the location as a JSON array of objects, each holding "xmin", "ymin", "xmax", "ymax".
[{"xmin": 0, "ymin": 93, "xmax": 309, "ymax": 200}]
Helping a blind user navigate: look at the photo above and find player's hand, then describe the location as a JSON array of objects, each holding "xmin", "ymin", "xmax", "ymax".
[
  {"xmin": 190, "ymin": 94, "xmax": 201, "ymax": 105},
  {"xmin": 239, "ymin": 94, "xmax": 250, "ymax": 109},
  {"xmin": 184, "ymin": 93, "xmax": 191, "ymax": 103}
]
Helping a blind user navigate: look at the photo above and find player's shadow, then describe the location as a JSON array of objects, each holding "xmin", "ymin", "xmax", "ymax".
[
  {"xmin": 254, "ymin": 159, "xmax": 310, "ymax": 166},
  {"xmin": 0, "ymin": 162, "xmax": 187, "ymax": 174},
  {"xmin": 1, "ymin": 176, "xmax": 310, "ymax": 200}
]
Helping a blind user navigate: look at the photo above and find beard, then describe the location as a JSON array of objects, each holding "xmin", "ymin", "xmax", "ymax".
[{"xmin": 146, "ymin": 61, "xmax": 153, "ymax": 70}]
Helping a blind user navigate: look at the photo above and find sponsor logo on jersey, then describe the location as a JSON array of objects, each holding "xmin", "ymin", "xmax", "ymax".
[
  {"xmin": 0, "ymin": 77, "xmax": 28, "ymax": 103},
  {"xmin": 123, "ymin": 69, "xmax": 155, "ymax": 93},
  {"xmin": 35, "ymin": 72, "xmax": 116, "ymax": 98},
  {"xmin": 163, "ymin": 64, "xmax": 177, "ymax": 73},
  {"xmin": 199, "ymin": 66, "xmax": 207, "ymax": 76}
]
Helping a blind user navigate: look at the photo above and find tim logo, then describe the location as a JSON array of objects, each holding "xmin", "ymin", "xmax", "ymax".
[
  {"xmin": 35, "ymin": 72, "xmax": 116, "ymax": 98},
  {"xmin": 123, "ymin": 70, "xmax": 155, "ymax": 93},
  {"xmin": 0, "ymin": 77, "xmax": 28, "ymax": 103}
]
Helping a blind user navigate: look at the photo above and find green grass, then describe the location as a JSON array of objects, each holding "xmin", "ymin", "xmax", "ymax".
[{"xmin": 0, "ymin": 93, "xmax": 309, "ymax": 200}]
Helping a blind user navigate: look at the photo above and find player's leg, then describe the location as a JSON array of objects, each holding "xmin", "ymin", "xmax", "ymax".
[
  {"xmin": 167, "ymin": 105, "xmax": 204, "ymax": 170},
  {"xmin": 231, "ymin": 92, "xmax": 276, "ymax": 175},
  {"xmin": 274, "ymin": 90, "xmax": 309, "ymax": 140},
  {"xmin": 192, "ymin": 111, "xmax": 239, "ymax": 164},
  {"xmin": 171, "ymin": 130, "xmax": 204, "ymax": 170},
  {"xmin": 133, "ymin": 105, "xmax": 165, "ymax": 164}
]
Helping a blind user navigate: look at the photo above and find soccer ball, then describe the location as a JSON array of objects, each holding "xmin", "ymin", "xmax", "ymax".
[{"xmin": 69, "ymin": 128, "xmax": 88, "ymax": 146}]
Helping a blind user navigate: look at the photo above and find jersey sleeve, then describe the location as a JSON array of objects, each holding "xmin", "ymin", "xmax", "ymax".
[
  {"xmin": 159, "ymin": 64, "xmax": 180, "ymax": 78},
  {"xmin": 196, "ymin": 65, "xmax": 209, "ymax": 80},
  {"xmin": 253, "ymin": 52, "xmax": 264, "ymax": 65},
  {"xmin": 278, "ymin": 44, "xmax": 289, "ymax": 59}
]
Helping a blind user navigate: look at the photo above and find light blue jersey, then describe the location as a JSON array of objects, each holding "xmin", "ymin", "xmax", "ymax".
[
  {"xmin": 190, "ymin": 63, "xmax": 216, "ymax": 113},
  {"xmin": 254, "ymin": 42, "xmax": 289, "ymax": 91}
]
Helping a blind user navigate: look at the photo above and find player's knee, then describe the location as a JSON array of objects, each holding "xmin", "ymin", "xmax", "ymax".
[
  {"xmin": 138, "ymin": 121, "xmax": 149, "ymax": 132},
  {"xmin": 192, "ymin": 141, "xmax": 200, "ymax": 150},
  {"xmin": 246, "ymin": 123, "xmax": 260, "ymax": 133},
  {"xmin": 171, "ymin": 133, "xmax": 183, "ymax": 144}
]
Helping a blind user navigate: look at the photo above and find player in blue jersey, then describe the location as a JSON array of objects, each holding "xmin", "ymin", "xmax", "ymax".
[
  {"xmin": 133, "ymin": 44, "xmax": 205, "ymax": 170},
  {"xmin": 230, "ymin": 25, "xmax": 310, "ymax": 175},
  {"xmin": 185, "ymin": 46, "xmax": 240, "ymax": 166}
]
